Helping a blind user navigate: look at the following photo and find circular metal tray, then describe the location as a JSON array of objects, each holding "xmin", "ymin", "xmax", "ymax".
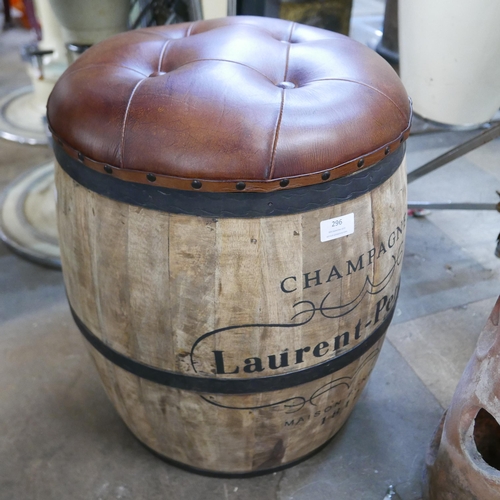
[
  {"xmin": 0, "ymin": 86, "xmax": 48, "ymax": 145},
  {"xmin": 0, "ymin": 162, "xmax": 61, "ymax": 268}
]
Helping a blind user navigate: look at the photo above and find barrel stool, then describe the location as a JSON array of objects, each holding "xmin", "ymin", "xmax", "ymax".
[{"xmin": 47, "ymin": 16, "xmax": 411, "ymax": 476}]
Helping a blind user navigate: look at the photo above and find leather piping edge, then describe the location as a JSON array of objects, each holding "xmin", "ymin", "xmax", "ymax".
[{"xmin": 48, "ymin": 104, "xmax": 412, "ymax": 194}]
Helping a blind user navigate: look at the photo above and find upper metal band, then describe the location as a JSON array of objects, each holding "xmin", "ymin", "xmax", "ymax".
[
  {"xmin": 54, "ymin": 141, "xmax": 405, "ymax": 218},
  {"xmin": 70, "ymin": 304, "xmax": 394, "ymax": 394}
]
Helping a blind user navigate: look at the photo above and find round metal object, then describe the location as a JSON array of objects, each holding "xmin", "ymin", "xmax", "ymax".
[
  {"xmin": 0, "ymin": 86, "xmax": 48, "ymax": 145},
  {"xmin": 0, "ymin": 162, "xmax": 61, "ymax": 268}
]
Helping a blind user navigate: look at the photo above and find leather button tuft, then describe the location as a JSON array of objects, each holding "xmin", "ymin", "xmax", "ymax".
[
  {"xmin": 276, "ymin": 81, "xmax": 296, "ymax": 89},
  {"xmin": 149, "ymin": 71, "xmax": 167, "ymax": 77}
]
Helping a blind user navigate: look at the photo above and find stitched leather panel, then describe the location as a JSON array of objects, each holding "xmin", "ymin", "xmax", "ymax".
[{"xmin": 47, "ymin": 16, "xmax": 411, "ymax": 184}]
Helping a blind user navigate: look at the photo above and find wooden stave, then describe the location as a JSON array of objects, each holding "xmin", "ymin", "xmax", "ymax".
[
  {"xmin": 55, "ymin": 161, "xmax": 406, "ymax": 377},
  {"xmin": 86, "ymin": 334, "xmax": 387, "ymax": 474},
  {"xmin": 55, "ymin": 152, "xmax": 407, "ymax": 473}
]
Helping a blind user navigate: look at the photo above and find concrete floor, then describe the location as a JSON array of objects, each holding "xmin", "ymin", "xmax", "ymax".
[{"xmin": 1, "ymin": 2, "xmax": 500, "ymax": 499}]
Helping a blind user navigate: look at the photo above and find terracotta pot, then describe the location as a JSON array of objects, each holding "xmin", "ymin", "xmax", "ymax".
[{"xmin": 423, "ymin": 297, "xmax": 500, "ymax": 499}]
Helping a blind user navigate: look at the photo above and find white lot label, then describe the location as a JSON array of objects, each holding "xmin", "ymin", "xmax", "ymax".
[{"xmin": 320, "ymin": 213, "xmax": 355, "ymax": 242}]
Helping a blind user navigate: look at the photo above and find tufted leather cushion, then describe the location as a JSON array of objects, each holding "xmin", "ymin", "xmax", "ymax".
[{"xmin": 47, "ymin": 16, "xmax": 411, "ymax": 191}]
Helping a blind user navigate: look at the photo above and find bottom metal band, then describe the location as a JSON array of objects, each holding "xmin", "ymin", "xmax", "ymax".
[
  {"xmin": 70, "ymin": 304, "xmax": 395, "ymax": 395},
  {"xmin": 137, "ymin": 431, "xmax": 338, "ymax": 478}
]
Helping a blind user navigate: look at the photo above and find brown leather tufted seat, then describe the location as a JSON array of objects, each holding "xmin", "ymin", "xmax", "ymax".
[{"xmin": 47, "ymin": 16, "xmax": 411, "ymax": 193}]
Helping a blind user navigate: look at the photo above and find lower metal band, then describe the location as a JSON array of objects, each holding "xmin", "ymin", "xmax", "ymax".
[{"xmin": 70, "ymin": 304, "xmax": 395, "ymax": 394}]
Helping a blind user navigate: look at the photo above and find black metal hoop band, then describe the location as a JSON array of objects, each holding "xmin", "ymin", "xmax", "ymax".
[
  {"xmin": 70, "ymin": 304, "xmax": 394, "ymax": 394},
  {"xmin": 55, "ymin": 142, "xmax": 405, "ymax": 218}
]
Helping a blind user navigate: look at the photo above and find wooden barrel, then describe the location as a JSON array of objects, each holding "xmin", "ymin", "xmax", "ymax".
[{"xmin": 47, "ymin": 17, "xmax": 411, "ymax": 476}]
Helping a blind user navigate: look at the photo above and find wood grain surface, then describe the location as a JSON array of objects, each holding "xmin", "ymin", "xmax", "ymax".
[{"xmin": 55, "ymin": 156, "xmax": 407, "ymax": 473}]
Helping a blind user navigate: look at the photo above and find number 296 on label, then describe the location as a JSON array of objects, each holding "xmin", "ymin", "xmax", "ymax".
[{"xmin": 320, "ymin": 213, "xmax": 355, "ymax": 242}]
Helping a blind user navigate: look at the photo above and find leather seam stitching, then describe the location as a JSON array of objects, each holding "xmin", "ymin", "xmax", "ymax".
[
  {"xmin": 120, "ymin": 78, "xmax": 147, "ymax": 168},
  {"xmin": 288, "ymin": 21, "xmax": 297, "ymax": 42},
  {"xmin": 157, "ymin": 40, "xmax": 171, "ymax": 72},
  {"xmin": 186, "ymin": 22, "xmax": 197, "ymax": 37},
  {"xmin": 267, "ymin": 23, "xmax": 294, "ymax": 179},
  {"xmin": 134, "ymin": 29, "xmax": 179, "ymax": 40},
  {"xmin": 312, "ymin": 78, "xmax": 408, "ymax": 120},
  {"xmin": 60, "ymin": 63, "xmax": 149, "ymax": 79},
  {"xmin": 162, "ymin": 58, "xmax": 275, "ymax": 84}
]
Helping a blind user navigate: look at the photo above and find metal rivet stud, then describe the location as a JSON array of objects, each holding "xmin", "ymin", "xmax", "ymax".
[
  {"xmin": 78, "ymin": 152, "xmax": 84, "ymax": 162},
  {"xmin": 321, "ymin": 172, "xmax": 330, "ymax": 181},
  {"xmin": 147, "ymin": 173, "xmax": 156, "ymax": 182},
  {"xmin": 385, "ymin": 146, "xmax": 390, "ymax": 155},
  {"xmin": 280, "ymin": 179, "xmax": 289, "ymax": 187},
  {"xmin": 357, "ymin": 159, "xmax": 365, "ymax": 168},
  {"xmin": 104, "ymin": 165, "xmax": 113, "ymax": 174},
  {"xmin": 236, "ymin": 182, "xmax": 246, "ymax": 191},
  {"xmin": 191, "ymin": 180, "xmax": 202, "ymax": 189}
]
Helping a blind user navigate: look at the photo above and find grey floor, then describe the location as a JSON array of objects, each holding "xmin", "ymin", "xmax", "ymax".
[{"xmin": 1, "ymin": 2, "xmax": 499, "ymax": 499}]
